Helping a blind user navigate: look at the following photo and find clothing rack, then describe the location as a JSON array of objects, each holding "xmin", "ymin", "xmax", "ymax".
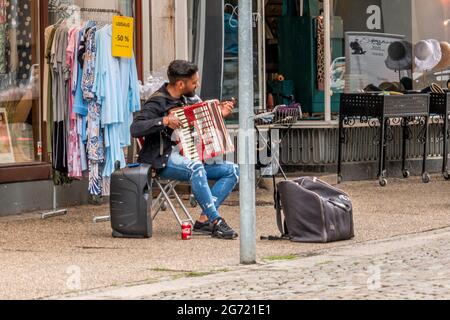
[
  {"xmin": 78, "ymin": 7, "xmax": 122, "ymax": 15},
  {"xmin": 43, "ymin": 5, "xmax": 121, "ymax": 219},
  {"xmin": 48, "ymin": 5, "xmax": 122, "ymax": 19}
]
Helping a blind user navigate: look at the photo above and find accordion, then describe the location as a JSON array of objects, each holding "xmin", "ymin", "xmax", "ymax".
[{"xmin": 170, "ymin": 100, "xmax": 235, "ymax": 162}]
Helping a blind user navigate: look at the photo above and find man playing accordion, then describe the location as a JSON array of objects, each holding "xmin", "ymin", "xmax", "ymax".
[{"xmin": 131, "ymin": 60, "xmax": 239, "ymax": 240}]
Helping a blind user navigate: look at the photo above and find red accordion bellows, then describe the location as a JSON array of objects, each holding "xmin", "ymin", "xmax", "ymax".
[{"xmin": 170, "ymin": 100, "xmax": 235, "ymax": 162}]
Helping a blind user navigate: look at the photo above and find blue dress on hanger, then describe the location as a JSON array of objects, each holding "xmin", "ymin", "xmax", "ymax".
[{"xmin": 93, "ymin": 25, "xmax": 141, "ymax": 179}]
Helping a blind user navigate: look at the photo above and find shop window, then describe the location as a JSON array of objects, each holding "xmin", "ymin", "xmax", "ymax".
[
  {"xmin": 332, "ymin": 0, "xmax": 450, "ymax": 95},
  {"xmin": 0, "ymin": 0, "xmax": 40, "ymax": 165},
  {"xmin": 412, "ymin": 0, "xmax": 450, "ymax": 91},
  {"xmin": 48, "ymin": 0, "xmax": 135, "ymax": 25},
  {"xmin": 333, "ymin": 0, "xmax": 414, "ymax": 94},
  {"xmin": 188, "ymin": 0, "xmax": 261, "ymax": 123}
]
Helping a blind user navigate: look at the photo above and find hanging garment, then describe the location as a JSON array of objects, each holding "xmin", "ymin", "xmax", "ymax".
[
  {"xmin": 78, "ymin": 114, "xmax": 87, "ymax": 172},
  {"xmin": 88, "ymin": 161, "xmax": 105, "ymax": 196},
  {"xmin": 45, "ymin": 23, "xmax": 60, "ymax": 158},
  {"xmin": 316, "ymin": 16, "xmax": 325, "ymax": 91},
  {"xmin": 43, "ymin": 25, "xmax": 55, "ymax": 123},
  {"xmin": 82, "ymin": 26, "xmax": 105, "ymax": 196},
  {"xmin": 46, "ymin": 22, "xmax": 72, "ymax": 186},
  {"xmin": 50, "ymin": 24, "xmax": 70, "ymax": 173},
  {"xmin": 93, "ymin": 25, "xmax": 140, "ymax": 179},
  {"xmin": 67, "ymin": 27, "xmax": 82, "ymax": 178},
  {"xmin": 72, "ymin": 21, "xmax": 95, "ymax": 107},
  {"xmin": 81, "ymin": 27, "xmax": 98, "ymax": 102},
  {"xmin": 74, "ymin": 24, "xmax": 94, "ymax": 175}
]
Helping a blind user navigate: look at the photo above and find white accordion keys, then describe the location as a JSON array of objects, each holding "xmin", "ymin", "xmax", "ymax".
[{"xmin": 170, "ymin": 100, "xmax": 235, "ymax": 162}]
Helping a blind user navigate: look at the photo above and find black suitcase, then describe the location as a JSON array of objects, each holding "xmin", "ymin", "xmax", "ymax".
[
  {"xmin": 110, "ymin": 162, "xmax": 153, "ymax": 239},
  {"xmin": 276, "ymin": 177, "xmax": 354, "ymax": 243}
]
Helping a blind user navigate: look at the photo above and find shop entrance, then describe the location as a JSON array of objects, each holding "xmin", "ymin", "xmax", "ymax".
[{"xmin": 263, "ymin": 0, "xmax": 343, "ymax": 119}]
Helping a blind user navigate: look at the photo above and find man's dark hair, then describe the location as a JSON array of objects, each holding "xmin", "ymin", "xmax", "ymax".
[{"xmin": 167, "ymin": 60, "xmax": 199, "ymax": 84}]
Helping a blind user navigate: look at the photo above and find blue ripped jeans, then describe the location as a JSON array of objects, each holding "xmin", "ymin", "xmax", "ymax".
[{"xmin": 159, "ymin": 152, "xmax": 240, "ymax": 222}]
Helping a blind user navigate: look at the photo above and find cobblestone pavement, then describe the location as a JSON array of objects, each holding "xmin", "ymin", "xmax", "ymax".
[{"xmin": 67, "ymin": 227, "xmax": 450, "ymax": 300}]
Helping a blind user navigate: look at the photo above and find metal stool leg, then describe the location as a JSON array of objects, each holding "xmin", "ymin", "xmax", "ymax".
[
  {"xmin": 152, "ymin": 181, "xmax": 174, "ymax": 221},
  {"xmin": 154, "ymin": 180, "xmax": 185, "ymax": 226},
  {"xmin": 92, "ymin": 178, "xmax": 195, "ymax": 228},
  {"xmin": 170, "ymin": 186, "xmax": 195, "ymax": 225}
]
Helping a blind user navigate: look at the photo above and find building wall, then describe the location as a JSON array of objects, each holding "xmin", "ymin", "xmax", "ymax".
[
  {"xmin": 142, "ymin": 0, "xmax": 188, "ymax": 78},
  {"xmin": 1, "ymin": 180, "xmax": 90, "ymax": 217}
]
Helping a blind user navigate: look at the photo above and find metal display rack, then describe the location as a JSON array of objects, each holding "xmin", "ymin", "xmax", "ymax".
[{"xmin": 338, "ymin": 93, "xmax": 430, "ymax": 187}]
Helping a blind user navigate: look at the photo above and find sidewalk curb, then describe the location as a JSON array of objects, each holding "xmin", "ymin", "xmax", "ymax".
[{"xmin": 51, "ymin": 226, "xmax": 450, "ymax": 300}]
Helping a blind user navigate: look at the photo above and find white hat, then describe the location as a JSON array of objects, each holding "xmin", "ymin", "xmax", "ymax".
[{"xmin": 414, "ymin": 39, "xmax": 442, "ymax": 72}]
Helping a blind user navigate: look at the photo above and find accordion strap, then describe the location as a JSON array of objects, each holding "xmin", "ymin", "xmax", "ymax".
[{"xmin": 160, "ymin": 132, "xmax": 164, "ymax": 157}]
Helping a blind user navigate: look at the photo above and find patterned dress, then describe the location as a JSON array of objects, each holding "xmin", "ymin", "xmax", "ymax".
[
  {"xmin": 67, "ymin": 27, "xmax": 82, "ymax": 179},
  {"xmin": 81, "ymin": 26, "xmax": 105, "ymax": 196}
]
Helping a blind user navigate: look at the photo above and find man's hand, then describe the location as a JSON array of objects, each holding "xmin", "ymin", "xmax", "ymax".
[
  {"xmin": 220, "ymin": 99, "xmax": 236, "ymax": 118},
  {"xmin": 163, "ymin": 114, "xmax": 182, "ymax": 130}
]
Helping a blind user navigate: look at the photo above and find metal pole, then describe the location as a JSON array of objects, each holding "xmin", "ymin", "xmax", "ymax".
[
  {"xmin": 239, "ymin": 0, "xmax": 256, "ymax": 265},
  {"xmin": 324, "ymin": 0, "xmax": 332, "ymax": 122}
]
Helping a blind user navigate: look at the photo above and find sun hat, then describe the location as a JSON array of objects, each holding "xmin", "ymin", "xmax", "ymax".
[
  {"xmin": 414, "ymin": 39, "xmax": 442, "ymax": 71},
  {"xmin": 434, "ymin": 41, "xmax": 450, "ymax": 70},
  {"xmin": 385, "ymin": 41, "xmax": 412, "ymax": 71}
]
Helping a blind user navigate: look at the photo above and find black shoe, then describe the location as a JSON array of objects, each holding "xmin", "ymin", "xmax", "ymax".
[
  {"xmin": 193, "ymin": 221, "xmax": 214, "ymax": 235},
  {"xmin": 212, "ymin": 219, "xmax": 238, "ymax": 240}
]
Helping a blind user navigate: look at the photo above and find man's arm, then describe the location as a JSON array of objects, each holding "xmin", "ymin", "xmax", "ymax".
[
  {"xmin": 130, "ymin": 102, "xmax": 166, "ymax": 138},
  {"xmin": 131, "ymin": 102, "xmax": 183, "ymax": 138}
]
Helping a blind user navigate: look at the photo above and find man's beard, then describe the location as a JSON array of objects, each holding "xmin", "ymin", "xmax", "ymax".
[{"xmin": 184, "ymin": 91, "xmax": 197, "ymax": 98}]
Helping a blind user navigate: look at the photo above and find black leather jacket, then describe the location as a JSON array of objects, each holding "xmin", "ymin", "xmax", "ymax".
[{"xmin": 130, "ymin": 84, "xmax": 200, "ymax": 169}]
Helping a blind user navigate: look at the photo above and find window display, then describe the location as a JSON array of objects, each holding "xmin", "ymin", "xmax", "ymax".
[
  {"xmin": 0, "ymin": 0, "xmax": 39, "ymax": 165},
  {"xmin": 188, "ymin": 0, "xmax": 262, "ymax": 122},
  {"xmin": 334, "ymin": 0, "xmax": 450, "ymax": 94}
]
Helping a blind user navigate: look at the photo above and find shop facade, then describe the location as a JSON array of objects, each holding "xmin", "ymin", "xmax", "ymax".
[
  {"xmin": 2, "ymin": 0, "xmax": 450, "ymax": 215},
  {"xmin": 0, "ymin": 0, "xmax": 144, "ymax": 215},
  {"xmin": 185, "ymin": 0, "xmax": 450, "ymax": 177}
]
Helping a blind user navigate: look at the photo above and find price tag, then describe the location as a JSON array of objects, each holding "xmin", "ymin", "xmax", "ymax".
[{"xmin": 112, "ymin": 16, "xmax": 134, "ymax": 58}]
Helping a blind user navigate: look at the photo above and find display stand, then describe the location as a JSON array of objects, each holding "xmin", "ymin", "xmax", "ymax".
[
  {"xmin": 338, "ymin": 93, "xmax": 430, "ymax": 187},
  {"xmin": 40, "ymin": 185, "xmax": 68, "ymax": 219}
]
